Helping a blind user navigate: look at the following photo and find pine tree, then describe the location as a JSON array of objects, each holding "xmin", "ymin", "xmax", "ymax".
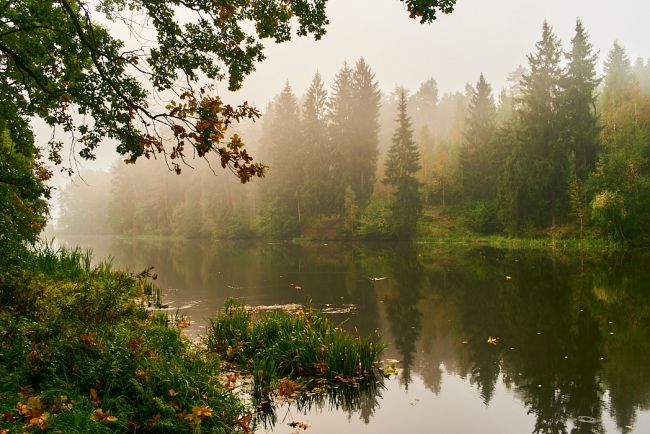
[
  {"xmin": 560, "ymin": 19, "xmax": 600, "ymax": 183},
  {"xmin": 601, "ymin": 42, "xmax": 632, "ymax": 114},
  {"xmin": 459, "ymin": 73, "xmax": 497, "ymax": 201},
  {"xmin": 383, "ymin": 88, "xmax": 422, "ymax": 239},
  {"xmin": 301, "ymin": 71, "xmax": 335, "ymax": 217},
  {"xmin": 350, "ymin": 58, "xmax": 381, "ymax": 204},
  {"xmin": 328, "ymin": 62, "xmax": 355, "ymax": 209},
  {"xmin": 409, "ymin": 78, "xmax": 439, "ymax": 135},
  {"xmin": 258, "ymin": 82, "xmax": 303, "ymax": 237},
  {"xmin": 518, "ymin": 21, "xmax": 566, "ymax": 227}
]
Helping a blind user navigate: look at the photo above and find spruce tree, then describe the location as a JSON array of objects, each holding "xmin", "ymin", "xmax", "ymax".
[
  {"xmin": 328, "ymin": 62, "xmax": 355, "ymax": 209},
  {"xmin": 301, "ymin": 71, "xmax": 335, "ymax": 217},
  {"xmin": 518, "ymin": 21, "xmax": 566, "ymax": 227},
  {"xmin": 601, "ymin": 42, "xmax": 632, "ymax": 114},
  {"xmin": 459, "ymin": 73, "xmax": 497, "ymax": 201},
  {"xmin": 560, "ymin": 19, "xmax": 600, "ymax": 183},
  {"xmin": 383, "ymin": 88, "xmax": 422, "ymax": 239},
  {"xmin": 409, "ymin": 78, "xmax": 439, "ymax": 135},
  {"xmin": 258, "ymin": 82, "xmax": 303, "ymax": 237},
  {"xmin": 350, "ymin": 58, "xmax": 382, "ymax": 204}
]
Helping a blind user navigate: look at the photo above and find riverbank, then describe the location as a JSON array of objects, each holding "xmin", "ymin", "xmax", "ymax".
[
  {"xmin": 48, "ymin": 205, "xmax": 625, "ymax": 253},
  {"xmin": 0, "ymin": 246, "xmax": 248, "ymax": 432},
  {"xmin": 0, "ymin": 246, "xmax": 383, "ymax": 433}
]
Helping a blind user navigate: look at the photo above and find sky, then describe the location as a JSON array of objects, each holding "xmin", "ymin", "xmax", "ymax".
[
  {"xmin": 42, "ymin": 0, "xmax": 650, "ymax": 202},
  {"xmin": 230, "ymin": 0, "xmax": 650, "ymax": 105}
]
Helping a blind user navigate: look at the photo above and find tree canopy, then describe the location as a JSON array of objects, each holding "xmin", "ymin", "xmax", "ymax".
[{"xmin": 0, "ymin": 0, "xmax": 457, "ymax": 180}]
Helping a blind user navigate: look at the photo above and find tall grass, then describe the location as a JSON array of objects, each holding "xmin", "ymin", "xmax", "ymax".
[
  {"xmin": 0, "ymin": 247, "xmax": 247, "ymax": 433},
  {"xmin": 206, "ymin": 299, "xmax": 384, "ymax": 395}
]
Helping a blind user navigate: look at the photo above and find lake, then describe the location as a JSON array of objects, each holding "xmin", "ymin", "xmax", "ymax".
[{"xmin": 56, "ymin": 236, "xmax": 650, "ymax": 434}]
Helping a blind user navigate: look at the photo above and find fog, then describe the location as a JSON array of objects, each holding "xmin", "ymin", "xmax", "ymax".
[
  {"xmin": 45, "ymin": 0, "xmax": 649, "ymax": 176},
  {"xmin": 243, "ymin": 0, "xmax": 649, "ymax": 103},
  {"xmin": 48, "ymin": 0, "xmax": 650, "ymax": 242}
]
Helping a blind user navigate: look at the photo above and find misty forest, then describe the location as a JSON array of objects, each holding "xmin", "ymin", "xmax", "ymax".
[
  {"xmin": 1, "ymin": 1, "xmax": 650, "ymax": 433},
  {"xmin": 54, "ymin": 22, "xmax": 650, "ymax": 245}
]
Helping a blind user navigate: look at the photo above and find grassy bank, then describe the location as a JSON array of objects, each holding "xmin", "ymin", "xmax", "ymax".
[
  {"xmin": 413, "ymin": 206, "xmax": 623, "ymax": 252},
  {"xmin": 0, "ymin": 246, "xmax": 385, "ymax": 432},
  {"xmin": 0, "ymin": 246, "xmax": 248, "ymax": 433}
]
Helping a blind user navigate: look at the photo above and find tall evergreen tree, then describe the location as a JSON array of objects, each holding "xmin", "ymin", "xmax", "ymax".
[
  {"xmin": 409, "ymin": 78, "xmax": 439, "ymax": 136},
  {"xmin": 459, "ymin": 73, "xmax": 497, "ymax": 201},
  {"xmin": 328, "ymin": 62, "xmax": 355, "ymax": 209},
  {"xmin": 601, "ymin": 42, "xmax": 632, "ymax": 114},
  {"xmin": 384, "ymin": 88, "xmax": 422, "ymax": 239},
  {"xmin": 258, "ymin": 82, "xmax": 303, "ymax": 237},
  {"xmin": 516, "ymin": 21, "xmax": 566, "ymax": 227},
  {"xmin": 350, "ymin": 58, "xmax": 382, "ymax": 204},
  {"xmin": 560, "ymin": 19, "xmax": 600, "ymax": 183},
  {"xmin": 301, "ymin": 71, "xmax": 335, "ymax": 217},
  {"xmin": 600, "ymin": 42, "xmax": 634, "ymax": 150}
]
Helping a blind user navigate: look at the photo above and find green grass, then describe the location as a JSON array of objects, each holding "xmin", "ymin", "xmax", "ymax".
[
  {"xmin": 0, "ymin": 246, "xmax": 247, "ymax": 433},
  {"xmin": 0, "ymin": 246, "xmax": 388, "ymax": 432},
  {"xmin": 206, "ymin": 299, "xmax": 384, "ymax": 396},
  {"xmin": 414, "ymin": 206, "xmax": 624, "ymax": 252}
]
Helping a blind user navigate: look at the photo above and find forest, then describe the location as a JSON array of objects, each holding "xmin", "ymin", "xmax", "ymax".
[{"xmin": 58, "ymin": 20, "xmax": 650, "ymax": 243}]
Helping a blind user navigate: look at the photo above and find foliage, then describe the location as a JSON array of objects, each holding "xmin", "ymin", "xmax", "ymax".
[
  {"xmin": 0, "ymin": 0, "xmax": 455, "ymax": 178},
  {"xmin": 0, "ymin": 246, "xmax": 248, "ymax": 433},
  {"xmin": 0, "ymin": 123, "xmax": 50, "ymax": 301},
  {"xmin": 357, "ymin": 200, "xmax": 392, "ymax": 240},
  {"xmin": 466, "ymin": 201, "xmax": 500, "ymax": 234},
  {"xmin": 206, "ymin": 299, "xmax": 384, "ymax": 395}
]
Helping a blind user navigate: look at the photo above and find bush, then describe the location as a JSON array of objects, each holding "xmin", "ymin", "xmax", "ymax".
[
  {"xmin": 466, "ymin": 201, "xmax": 501, "ymax": 234},
  {"xmin": 356, "ymin": 200, "xmax": 391, "ymax": 240}
]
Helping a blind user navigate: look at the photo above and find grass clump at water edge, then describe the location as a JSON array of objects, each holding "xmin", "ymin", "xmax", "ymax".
[
  {"xmin": 0, "ymin": 245, "xmax": 249, "ymax": 433},
  {"xmin": 206, "ymin": 299, "xmax": 385, "ymax": 396}
]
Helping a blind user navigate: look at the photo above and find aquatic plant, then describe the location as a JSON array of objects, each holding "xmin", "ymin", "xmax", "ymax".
[{"xmin": 206, "ymin": 299, "xmax": 385, "ymax": 394}]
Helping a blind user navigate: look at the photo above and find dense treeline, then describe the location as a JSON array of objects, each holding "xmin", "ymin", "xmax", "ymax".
[{"xmin": 59, "ymin": 20, "xmax": 650, "ymax": 242}]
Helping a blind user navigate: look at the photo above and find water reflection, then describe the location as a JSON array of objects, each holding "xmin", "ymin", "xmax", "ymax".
[
  {"xmin": 59, "ymin": 236, "xmax": 650, "ymax": 433},
  {"xmin": 256, "ymin": 376, "xmax": 385, "ymax": 430}
]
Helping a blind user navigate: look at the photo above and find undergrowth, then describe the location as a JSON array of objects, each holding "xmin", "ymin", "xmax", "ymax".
[
  {"xmin": 0, "ymin": 245, "xmax": 248, "ymax": 433},
  {"xmin": 205, "ymin": 299, "xmax": 384, "ymax": 397}
]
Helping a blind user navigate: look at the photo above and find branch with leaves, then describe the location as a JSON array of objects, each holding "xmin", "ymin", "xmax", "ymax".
[{"xmin": 0, "ymin": 0, "xmax": 456, "ymax": 181}]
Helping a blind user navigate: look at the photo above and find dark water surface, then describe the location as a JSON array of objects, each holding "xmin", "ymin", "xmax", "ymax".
[{"xmin": 57, "ymin": 237, "xmax": 650, "ymax": 434}]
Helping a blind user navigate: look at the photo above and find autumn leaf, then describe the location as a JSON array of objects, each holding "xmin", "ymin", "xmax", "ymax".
[
  {"xmin": 288, "ymin": 421, "xmax": 310, "ymax": 430},
  {"xmin": 191, "ymin": 405, "xmax": 213, "ymax": 419},
  {"xmin": 487, "ymin": 336, "xmax": 499, "ymax": 345},
  {"xmin": 238, "ymin": 415, "xmax": 252, "ymax": 434}
]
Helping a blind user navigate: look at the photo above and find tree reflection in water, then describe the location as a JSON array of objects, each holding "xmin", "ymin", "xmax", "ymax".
[{"xmin": 61, "ymin": 236, "xmax": 650, "ymax": 433}]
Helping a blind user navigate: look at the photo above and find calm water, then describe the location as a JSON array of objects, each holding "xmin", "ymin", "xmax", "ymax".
[{"xmin": 57, "ymin": 236, "xmax": 650, "ymax": 434}]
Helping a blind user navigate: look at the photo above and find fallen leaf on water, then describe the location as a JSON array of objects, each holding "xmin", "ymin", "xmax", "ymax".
[
  {"xmin": 288, "ymin": 421, "xmax": 310, "ymax": 430},
  {"xmin": 487, "ymin": 336, "xmax": 499, "ymax": 345},
  {"xmin": 384, "ymin": 365, "xmax": 399, "ymax": 376},
  {"xmin": 176, "ymin": 317, "xmax": 192, "ymax": 328}
]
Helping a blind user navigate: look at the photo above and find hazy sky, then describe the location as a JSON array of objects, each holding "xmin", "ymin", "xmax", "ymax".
[
  {"xmin": 230, "ymin": 0, "xmax": 649, "ymax": 104},
  {"xmin": 44, "ymin": 0, "xmax": 649, "ymax": 195}
]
